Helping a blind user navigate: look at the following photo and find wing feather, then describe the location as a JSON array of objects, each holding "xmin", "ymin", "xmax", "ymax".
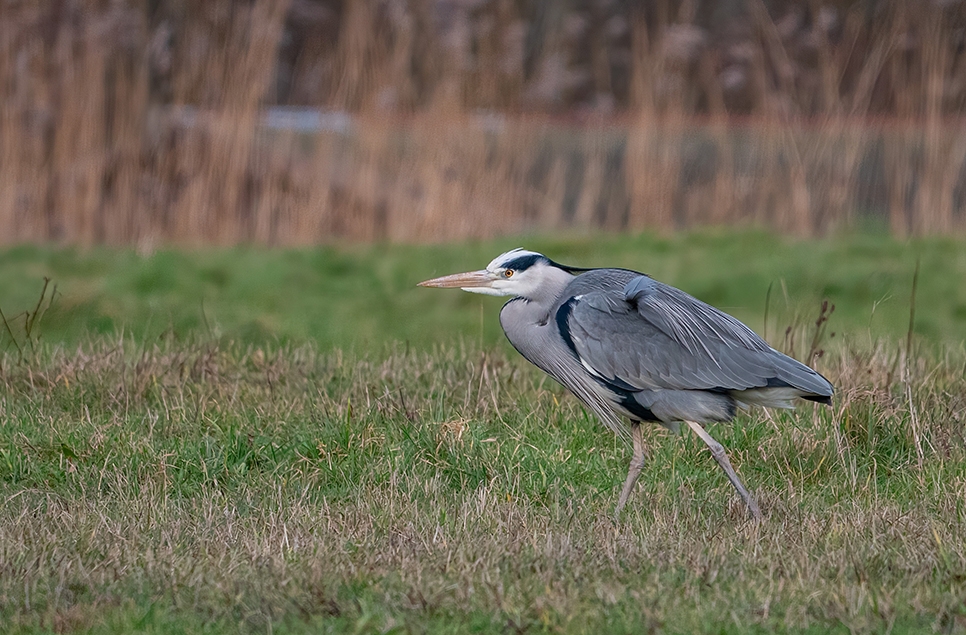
[{"xmin": 562, "ymin": 274, "xmax": 831, "ymax": 397}]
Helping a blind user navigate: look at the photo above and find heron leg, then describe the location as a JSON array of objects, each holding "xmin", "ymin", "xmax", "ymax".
[
  {"xmin": 685, "ymin": 420, "xmax": 763, "ymax": 520},
  {"xmin": 615, "ymin": 422, "xmax": 646, "ymax": 516}
]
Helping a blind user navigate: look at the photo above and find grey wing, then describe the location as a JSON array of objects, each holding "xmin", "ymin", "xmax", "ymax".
[{"xmin": 561, "ymin": 275, "xmax": 832, "ymax": 397}]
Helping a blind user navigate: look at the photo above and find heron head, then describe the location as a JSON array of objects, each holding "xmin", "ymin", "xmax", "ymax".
[{"xmin": 418, "ymin": 249, "xmax": 561, "ymax": 298}]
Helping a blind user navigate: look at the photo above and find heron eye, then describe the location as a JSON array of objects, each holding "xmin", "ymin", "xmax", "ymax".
[{"xmin": 504, "ymin": 269, "xmax": 514, "ymax": 278}]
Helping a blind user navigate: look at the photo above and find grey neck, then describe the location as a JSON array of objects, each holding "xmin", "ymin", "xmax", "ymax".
[{"xmin": 525, "ymin": 265, "xmax": 575, "ymax": 307}]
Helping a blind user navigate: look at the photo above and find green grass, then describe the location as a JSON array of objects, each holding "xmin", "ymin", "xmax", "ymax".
[
  {"xmin": 1, "ymin": 341, "xmax": 965, "ymax": 634},
  {"xmin": 1, "ymin": 229, "xmax": 965, "ymax": 353},
  {"xmin": 2, "ymin": 230, "xmax": 966, "ymax": 633}
]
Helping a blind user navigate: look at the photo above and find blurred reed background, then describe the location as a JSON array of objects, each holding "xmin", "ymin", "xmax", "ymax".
[{"xmin": 1, "ymin": 0, "xmax": 965, "ymax": 246}]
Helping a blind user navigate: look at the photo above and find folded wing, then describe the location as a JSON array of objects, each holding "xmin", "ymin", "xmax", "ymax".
[{"xmin": 559, "ymin": 274, "xmax": 833, "ymax": 401}]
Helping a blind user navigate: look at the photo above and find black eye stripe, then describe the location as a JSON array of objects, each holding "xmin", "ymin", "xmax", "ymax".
[{"xmin": 501, "ymin": 254, "xmax": 543, "ymax": 271}]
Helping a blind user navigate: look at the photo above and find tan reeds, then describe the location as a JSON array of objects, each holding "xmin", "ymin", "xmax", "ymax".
[{"xmin": 0, "ymin": 0, "xmax": 964, "ymax": 246}]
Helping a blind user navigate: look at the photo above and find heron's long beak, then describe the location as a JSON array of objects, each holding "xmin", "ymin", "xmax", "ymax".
[{"xmin": 418, "ymin": 269, "xmax": 494, "ymax": 290}]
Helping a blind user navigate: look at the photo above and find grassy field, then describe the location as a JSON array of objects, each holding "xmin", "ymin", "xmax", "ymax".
[
  {"xmin": 2, "ymin": 231, "xmax": 966, "ymax": 633},
  {"xmin": 2, "ymin": 229, "xmax": 966, "ymax": 352}
]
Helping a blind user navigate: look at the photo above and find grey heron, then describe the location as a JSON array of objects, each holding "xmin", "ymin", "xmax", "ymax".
[{"xmin": 418, "ymin": 249, "xmax": 833, "ymax": 519}]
